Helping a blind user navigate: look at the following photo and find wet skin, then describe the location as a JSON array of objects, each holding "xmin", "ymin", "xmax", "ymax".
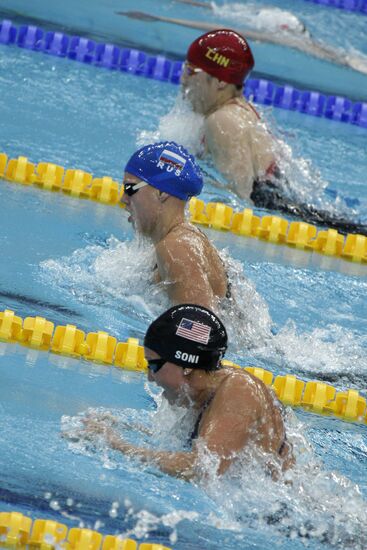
[
  {"xmin": 181, "ymin": 63, "xmax": 275, "ymax": 199},
  {"xmin": 121, "ymin": 172, "xmax": 227, "ymax": 310},
  {"xmin": 78, "ymin": 348, "xmax": 294, "ymax": 480}
]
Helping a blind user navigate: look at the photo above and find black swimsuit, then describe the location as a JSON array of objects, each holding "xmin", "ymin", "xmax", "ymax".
[
  {"xmin": 250, "ymin": 174, "xmax": 367, "ymax": 236},
  {"xmin": 189, "ymin": 396, "xmax": 214, "ymax": 444}
]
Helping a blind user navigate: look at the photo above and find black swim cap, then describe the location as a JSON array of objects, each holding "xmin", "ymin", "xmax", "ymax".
[{"xmin": 144, "ymin": 304, "xmax": 228, "ymax": 371}]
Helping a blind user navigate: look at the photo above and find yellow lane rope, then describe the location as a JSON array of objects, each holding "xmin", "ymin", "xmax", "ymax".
[
  {"xmin": 1, "ymin": 152, "xmax": 366, "ymax": 264},
  {"xmin": 1, "ymin": 309, "xmax": 366, "ymax": 424}
]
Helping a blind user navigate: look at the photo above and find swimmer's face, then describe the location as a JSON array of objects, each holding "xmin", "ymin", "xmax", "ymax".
[
  {"xmin": 145, "ymin": 348, "xmax": 190, "ymax": 406},
  {"xmin": 121, "ymin": 172, "xmax": 161, "ymax": 236},
  {"xmin": 181, "ymin": 62, "xmax": 220, "ymax": 115}
]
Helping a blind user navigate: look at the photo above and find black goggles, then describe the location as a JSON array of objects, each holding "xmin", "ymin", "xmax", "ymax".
[
  {"xmin": 123, "ymin": 180, "xmax": 148, "ymax": 197},
  {"xmin": 147, "ymin": 358, "xmax": 167, "ymax": 374}
]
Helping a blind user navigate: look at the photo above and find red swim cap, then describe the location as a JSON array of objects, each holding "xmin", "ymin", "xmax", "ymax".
[{"xmin": 187, "ymin": 29, "xmax": 254, "ymax": 86}]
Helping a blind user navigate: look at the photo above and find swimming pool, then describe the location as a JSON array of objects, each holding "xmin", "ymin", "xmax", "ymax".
[
  {"xmin": 0, "ymin": 2, "xmax": 367, "ymax": 549},
  {"xmin": 1, "ymin": 0, "xmax": 367, "ymax": 99}
]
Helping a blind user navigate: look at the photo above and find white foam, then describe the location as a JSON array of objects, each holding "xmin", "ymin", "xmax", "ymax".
[
  {"xmin": 197, "ymin": 412, "xmax": 367, "ymax": 548},
  {"xmin": 62, "ymin": 401, "xmax": 367, "ymax": 548},
  {"xmin": 212, "ymin": 3, "xmax": 306, "ymax": 35},
  {"xmin": 137, "ymin": 95, "xmax": 205, "ymax": 156}
]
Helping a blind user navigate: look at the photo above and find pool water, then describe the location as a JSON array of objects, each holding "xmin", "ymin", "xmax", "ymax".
[
  {"xmin": 0, "ymin": 2, "xmax": 367, "ymax": 549},
  {"xmin": 1, "ymin": 0, "xmax": 367, "ymax": 98}
]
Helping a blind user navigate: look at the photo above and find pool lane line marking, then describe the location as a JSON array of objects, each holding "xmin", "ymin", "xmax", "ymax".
[{"xmin": 0, "ymin": 18, "xmax": 366, "ymax": 128}]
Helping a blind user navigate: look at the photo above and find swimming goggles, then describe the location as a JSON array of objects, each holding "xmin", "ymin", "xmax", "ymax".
[
  {"xmin": 183, "ymin": 61, "xmax": 203, "ymax": 77},
  {"xmin": 147, "ymin": 358, "xmax": 167, "ymax": 374},
  {"xmin": 123, "ymin": 181, "xmax": 149, "ymax": 197}
]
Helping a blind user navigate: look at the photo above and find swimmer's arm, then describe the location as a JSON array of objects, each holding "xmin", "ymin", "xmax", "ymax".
[
  {"xmin": 108, "ymin": 435, "xmax": 198, "ymax": 480},
  {"xmin": 156, "ymin": 237, "xmax": 217, "ymax": 310},
  {"xmin": 199, "ymin": 381, "xmax": 260, "ymax": 475},
  {"xmin": 79, "ymin": 419, "xmax": 197, "ymax": 479}
]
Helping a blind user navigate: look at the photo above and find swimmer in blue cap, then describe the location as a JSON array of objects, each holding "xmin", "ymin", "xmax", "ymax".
[
  {"xmin": 121, "ymin": 142, "xmax": 229, "ymax": 310},
  {"xmin": 76, "ymin": 304, "xmax": 294, "ymax": 480}
]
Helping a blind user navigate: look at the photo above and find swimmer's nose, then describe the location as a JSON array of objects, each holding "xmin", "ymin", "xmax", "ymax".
[{"xmin": 120, "ymin": 190, "xmax": 130, "ymax": 208}]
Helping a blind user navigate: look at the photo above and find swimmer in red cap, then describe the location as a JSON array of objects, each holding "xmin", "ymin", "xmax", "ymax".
[
  {"xmin": 182, "ymin": 29, "xmax": 276, "ymax": 201},
  {"xmin": 181, "ymin": 30, "xmax": 367, "ymax": 236}
]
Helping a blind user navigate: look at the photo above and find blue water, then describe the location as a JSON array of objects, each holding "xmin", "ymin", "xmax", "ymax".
[
  {"xmin": 1, "ymin": 0, "xmax": 367, "ymax": 98},
  {"xmin": 0, "ymin": 4, "xmax": 367, "ymax": 550}
]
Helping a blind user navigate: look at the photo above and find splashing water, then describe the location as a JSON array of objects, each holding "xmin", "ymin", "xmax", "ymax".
[
  {"xmin": 40, "ymin": 236, "xmax": 273, "ymax": 350},
  {"xmin": 62, "ymin": 396, "xmax": 367, "ymax": 549},
  {"xmin": 137, "ymin": 95, "xmax": 205, "ymax": 156},
  {"xmin": 270, "ymin": 321, "xmax": 367, "ymax": 388},
  {"xmin": 212, "ymin": 2, "xmax": 307, "ymax": 35},
  {"xmin": 199, "ymin": 415, "xmax": 367, "ymax": 549},
  {"xmin": 40, "ymin": 236, "xmax": 169, "ymax": 326},
  {"xmin": 40, "ymin": 234, "xmax": 367, "ymax": 386}
]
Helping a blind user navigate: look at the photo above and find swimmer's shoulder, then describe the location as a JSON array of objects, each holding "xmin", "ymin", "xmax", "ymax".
[
  {"xmin": 205, "ymin": 99, "xmax": 262, "ymax": 140},
  {"xmin": 213, "ymin": 368, "xmax": 263, "ymax": 413},
  {"xmin": 166, "ymin": 221, "xmax": 208, "ymax": 244},
  {"xmin": 156, "ymin": 223, "xmax": 207, "ymax": 262},
  {"xmin": 209, "ymin": 97, "xmax": 261, "ymax": 122}
]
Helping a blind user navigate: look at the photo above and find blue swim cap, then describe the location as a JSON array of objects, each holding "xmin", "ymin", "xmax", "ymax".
[{"xmin": 124, "ymin": 142, "xmax": 203, "ymax": 201}]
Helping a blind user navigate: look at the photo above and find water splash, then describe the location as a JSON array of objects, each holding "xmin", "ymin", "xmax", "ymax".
[
  {"xmin": 137, "ymin": 95, "xmax": 205, "ymax": 156},
  {"xmin": 194, "ymin": 410, "xmax": 367, "ymax": 549},
  {"xmin": 62, "ymin": 399, "xmax": 367, "ymax": 549},
  {"xmin": 40, "ymin": 235, "xmax": 169, "ymax": 325},
  {"xmin": 212, "ymin": 3, "xmax": 306, "ymax": 35},
  {"xmin": 40, "ymin": 236, "xmax": 273, "ymax": 350}
]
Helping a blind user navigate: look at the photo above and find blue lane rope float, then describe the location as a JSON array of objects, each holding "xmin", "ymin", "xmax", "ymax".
[
  {"xmin": 1, "ymin": 152, "xmax": 367, "ymax": 263},
  {"xmin": 0, "ymin": 19, "xmax": 366, "ymax": 128},
  {"xmin": 303, "ymin": 0, "xmax": 367, "ymax": 14},
  {"xmin": 0, "ymin": 308, "xmax": 366, "ymax": 424}
]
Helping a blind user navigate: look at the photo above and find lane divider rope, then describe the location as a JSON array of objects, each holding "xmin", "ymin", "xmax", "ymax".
[
  {"xmin": 0, "ymin": 18, "xmax": 366, "ymax": 128},
  {"xmin": 303, "ymin": 0, "xmax": 367, "ymax": 14},
  {"xmin": 0, "ymin": 511, "xmax": 171, "ymax": 550},
  {"xmin": 0, "ymin": 308, "xmax": 366, "ymax": 424},
  {"xmin": 1, "ymin": 152, "xmax": 366, "ymax": 264}
]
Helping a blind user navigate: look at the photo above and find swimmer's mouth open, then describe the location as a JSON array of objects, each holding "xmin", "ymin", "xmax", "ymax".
[{"xmin": 125, "ymin": 207, "xmax": 133, "ymax": 224}]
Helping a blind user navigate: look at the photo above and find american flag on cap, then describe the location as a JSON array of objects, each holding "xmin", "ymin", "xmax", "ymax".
[{"xmin": 176, "ymin": 318, "xmax": 211, "ymax": 345}]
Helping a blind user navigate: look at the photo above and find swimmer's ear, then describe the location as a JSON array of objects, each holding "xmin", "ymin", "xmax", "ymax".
[
  {"xmin": 183, "ymin": 368, "xmax": 193, "ymax": 376},
  {"xmin": 217, "ymin": 80, "xmax": 228, "ymax": 90},
  {"xmin": 158, "ymin": 191, "xmax": 170, "ymax": 202}
]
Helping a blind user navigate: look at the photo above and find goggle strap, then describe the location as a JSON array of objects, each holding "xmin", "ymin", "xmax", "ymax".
[{"xmin": 132, "ymin": 181, "xmax": 149, "ymax": 191}]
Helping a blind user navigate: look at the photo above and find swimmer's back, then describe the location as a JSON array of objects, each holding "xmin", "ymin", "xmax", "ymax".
[
  {"xmin": 197, "ymin": 367, "xmax": 294, "ymax": 473},
  {"xmin": 204, "ymin": 97, "xmax": 276, "ymax": 200}
]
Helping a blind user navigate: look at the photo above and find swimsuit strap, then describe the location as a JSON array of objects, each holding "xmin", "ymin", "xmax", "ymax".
[
  {"xmin": 190, "ymin": 394, "xmax": 215, "ymax": 443},
  {"xmin": 224, "ymin": 97, "xmax": 261, "ymax": 120}
]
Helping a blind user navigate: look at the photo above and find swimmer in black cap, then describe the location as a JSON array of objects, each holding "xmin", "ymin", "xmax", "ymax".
[
  {"xmin": 121, "ymin": 141, "xmax": 229, "ymax": 309},
  {"xmin": 79, "ymin": 305, "xmax": 294, "ymax": 480}
]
